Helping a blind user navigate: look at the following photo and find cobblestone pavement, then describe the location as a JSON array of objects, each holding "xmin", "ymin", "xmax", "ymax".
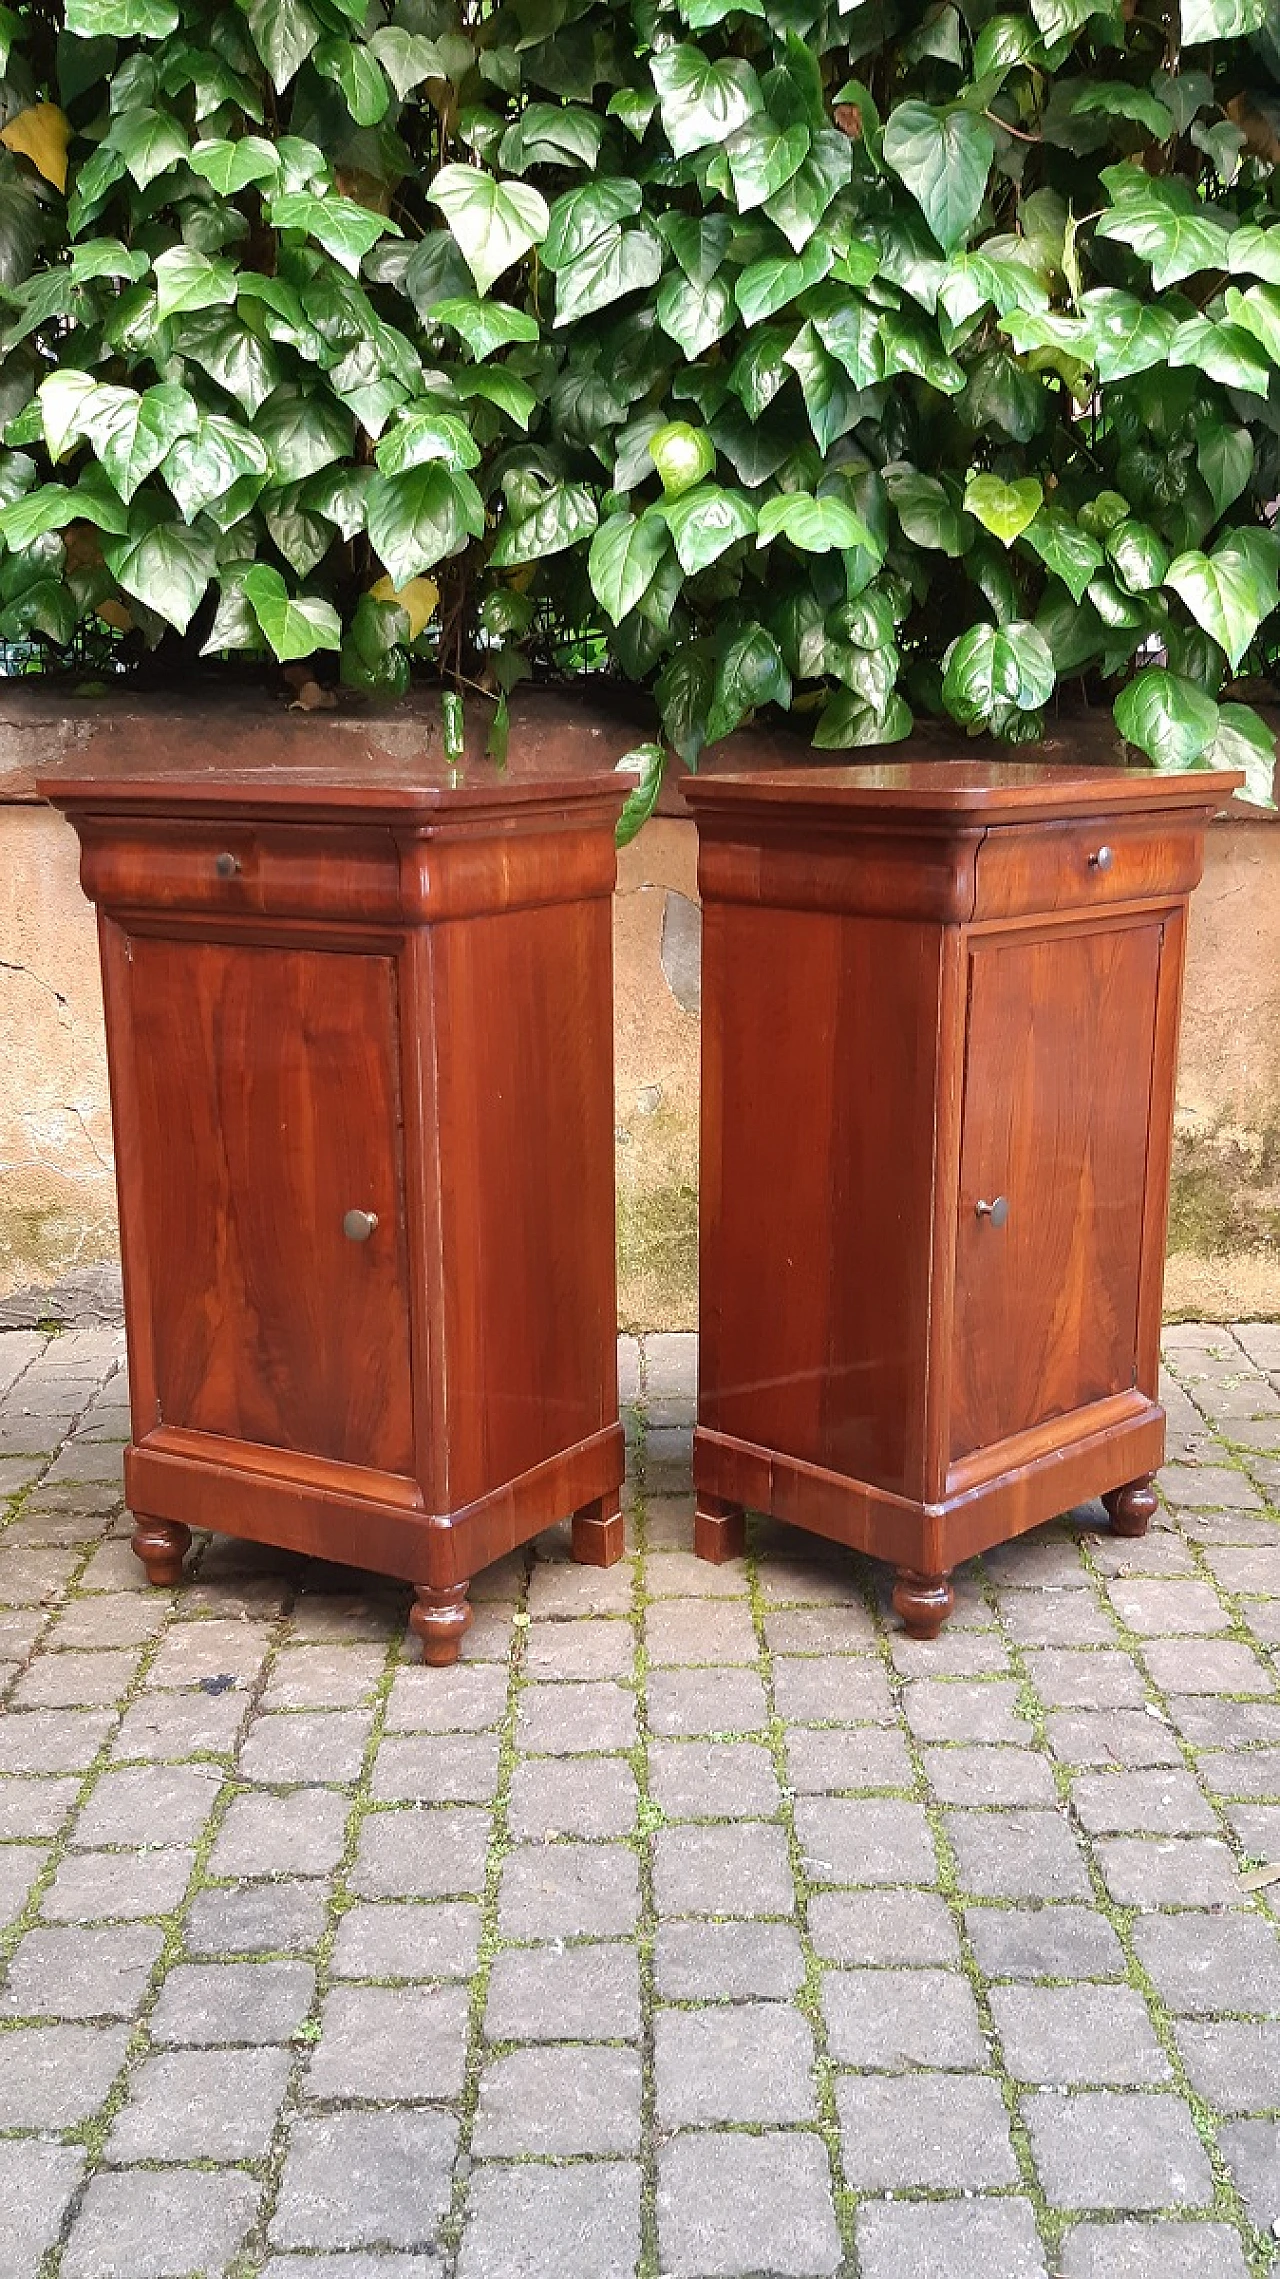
[{"xmin": 2, "ymin": 1322, "xmax": 1280, "ymax": 2277}]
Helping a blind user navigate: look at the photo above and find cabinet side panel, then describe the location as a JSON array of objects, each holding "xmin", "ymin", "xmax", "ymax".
[
  {"xmin": 125, "ymin": 935, "xmax": 416, "ymax": 1474},
  {"xmin": 700, "ymin": 901, "xmax": 941, "ymax": 1497},
  {"xmin": 431, "ymin": 890, "xmax": 617, "ymax": 1507},
  {"xmin": 950, "ymin": 920, "xmax": 1162, "ymax": 1461}
]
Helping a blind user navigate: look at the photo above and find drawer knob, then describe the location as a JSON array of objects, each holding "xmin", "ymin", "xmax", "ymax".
[
  {"xmin": 215, "ymin": 851, "xmax": 241, "ymax": 878},
  {"xmin": 1088, "ymin": 845, "xmax": 1114, "ymax": 871},
  {"xmin": 975, "ymin": 1196, "xmax": 1009, "ymax": 1228},
  {"xmin": 342, "ymin": 1209, "xmax": 378, "ymax": 1242}
]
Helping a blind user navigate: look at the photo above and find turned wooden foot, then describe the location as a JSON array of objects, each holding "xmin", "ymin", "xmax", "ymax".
[
  {"xmin": 410, "ymin": 1582, "xmax": 473, "ymax": 1666},
  {"xmin": 1103, "ymin": 1475, "xmax": 1157, "ymax": 1538},
  {"xmin": 694, "ymin": 1496, "xmax": 746, "ymax": 1564},
  {"xmin": 892, "ymin": 1567, "xmax": 955, "ymax": 1641},
  {"xmin": 130, "ymin": 1516, "xmax": 191, "ymax": 1588},
  {"xmin": 571, "ymin": 1496, "xmax": 625, "ymax": 1567}
]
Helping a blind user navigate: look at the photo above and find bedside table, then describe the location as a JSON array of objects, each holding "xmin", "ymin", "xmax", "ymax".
[{"xmin": 683, "ymin": 755, "xmax": 1241, "ymax": 1637}]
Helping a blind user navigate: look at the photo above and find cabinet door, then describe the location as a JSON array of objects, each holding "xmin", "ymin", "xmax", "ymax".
[
  {"xmin": 124, "ymin": 935, "xmax": 416, "ymax": 1477},
  {"xmin": 950, "ymin": 921, "xmax": 1162, "ymax": 1463}
]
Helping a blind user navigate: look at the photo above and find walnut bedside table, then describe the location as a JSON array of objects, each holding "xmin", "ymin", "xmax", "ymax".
[
  {"xmin": 683, "ymin": 754, "xmax": 1241, "ymax": 1638},
  {"xmin": 40, "ymin": 693, "xmax": 634, "ymax": 1665}
]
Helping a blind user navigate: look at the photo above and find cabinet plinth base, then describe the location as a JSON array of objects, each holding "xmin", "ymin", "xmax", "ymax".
[
  {"xmin": 1103, "ymin": 1475, "xmax": 1157, "ymax": 1537},
  {"xmin": 571, "ymin": 1497, "xmax": 625, "ymax": 1566},
  {"xmin": 411, "ymin": 1583, "xmax": 473, "ymax": 1666},
  {"xmin": 893, "ymin": 1568, "xmax": 955, "ymax": 1640},
  {"xmin": 694, "ymin": 1497, "xmax": 747, "ymax": 1564},
  {"xmin": 131, "ymin": 1516, "xmax": 191, "ymax": 1588}
]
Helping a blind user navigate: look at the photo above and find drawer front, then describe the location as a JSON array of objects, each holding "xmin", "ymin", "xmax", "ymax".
[
  {"xmin": 972, "ymin": 813, "xmax": 1203, "ymax": 921},
  {"xmin": 78, "ymin": 818, "xmax": 402, "ymax": 922}
]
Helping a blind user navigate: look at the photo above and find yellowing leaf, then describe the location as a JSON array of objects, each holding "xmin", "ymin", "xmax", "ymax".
[
  {"xmin": 2, "ymin": 103, "xmax": 71, "ymax": 192},
  {"xmin": 370, "ymin": 572, "xmax": 438, "ymax": 637},
  {"xmin": 97, "ymin": 598, "xmax": 134, "ymax": 633}
]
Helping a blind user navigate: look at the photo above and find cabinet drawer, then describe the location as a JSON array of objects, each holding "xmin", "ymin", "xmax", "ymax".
[
  {"xmin": 77, "ymin": 818, "xmax": 402, "ymax": 922},
  {"xmin": 972, "ymin": 813, "xmax": 1204, "ymax": 921}
]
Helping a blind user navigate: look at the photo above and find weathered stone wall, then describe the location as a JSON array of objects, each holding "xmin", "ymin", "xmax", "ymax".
[{"xmin": 2, "ymin": 737, "xmax": 1277, "ymax": 1324}]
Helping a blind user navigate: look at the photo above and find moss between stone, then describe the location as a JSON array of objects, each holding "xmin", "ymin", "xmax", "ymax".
[
  {"xmin": 1168, "ymin": 1127, "xmax": 1280, "ymax": 1260},
  {"xmin": 615, "ymin": 1184, "xmax": 698, "ymax": 1336}
]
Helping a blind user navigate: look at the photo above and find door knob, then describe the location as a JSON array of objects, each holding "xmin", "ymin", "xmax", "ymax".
[
  {"xmin": 1088, "ymin": 845, "xmax": 1114, "ymax": 871},
  {"xmin": 343, "ymin": 1209, "xmax": 378, "ymax": 1242},
  {"xmin": 975, "ymin": 1196, "xmax": 1009, "ymax": 1228},
  {"xmin": 215, "ymin": 851, "xmax": 240, "ymax": 877}
]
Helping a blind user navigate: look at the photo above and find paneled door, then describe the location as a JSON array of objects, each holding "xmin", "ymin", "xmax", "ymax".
[
  {"xmin": 121, "ymin": 934, "xmax": 417, "ymax": 1478},
  {"xmin": 950, "ymin": 920, "xmax": 1164, "ymax": 1463}
]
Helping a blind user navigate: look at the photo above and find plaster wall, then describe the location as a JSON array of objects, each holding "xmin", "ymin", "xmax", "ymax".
[{"xmin": 1, "ymin": 798, "xmax": 1277, "ymax": 1322}]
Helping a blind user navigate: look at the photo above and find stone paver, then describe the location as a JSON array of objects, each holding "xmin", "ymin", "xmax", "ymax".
[
  {"xmin": 657, "ymin": 2132, "xmax": 841, "ymax": 2278},
  {"xmin": 1, "ymin": 1322, "xmax": 1279, "ymax": 2279}
]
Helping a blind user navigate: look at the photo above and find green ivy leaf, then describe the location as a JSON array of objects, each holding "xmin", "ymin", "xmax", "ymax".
[
  {"xmin": 883, "ymin": 466, "xmax": 971, "ymax": 557},
  {"xmin": 1107, "ymin": 519, "xmax": 1170, "ymax": 595},
  {"xmin": 188, "ymin": 136, "xmax": 281, "ymax": 194},
  {"xmin": 726, "ymin": 117, "xmax": 810, "ymax": 213},
  {"xmin": 1180, "ymin": 0, "xmax": 1266, "ymax": 42},
  {"xmin": 162, "ymin": 413, "xmax": 268, "ymax": 523},
  {"xmin": 756, "ymin": 491, "xmax": 875, "ymax": 553},
  {"xmin": 813, "ymin": 688, "xmax": 912, "ymax": 747},
  {"xmin": 490, "ymin": 481, "xmax": 598, "ymax": 564},
  {"xmin": 659, "ymin": 482, "xmax": 757, "ymax": 574},
  {"xmin": 706, "ymin": 622, "xmax": 791, "ymax": 742},
  {"xmin": 375, "ymin": 409, "xmax": 481, "ymax": 477},
  {"xmin": 102, "ymin": 515, "xmax": 215, "ymax": 634},
  {"xmin": 1113, "ymin": 666, "xmax": 1219, "ymax": 765},
  {"xmin": 428, "ymin": 297, "xmax": 540, "ymax": 359},
  {"xmin": 615, "ymin": 742, "xmax": 666, "ymax": 848},
  {"xmin": 589, "ymin": 511, "xmax": 670, "ymax": 623},
  {"xmin": 65, "ymin": 0, "xmax": 178, "ymax": 34},
  {"xmin": 1165, "ymin": 534, "xmax": 1280, "ymax": 671},
  {"xmin": 554, "ymin": 222, "xmax": 663, "ymax": 326},
  {"xmin": 657, "ymin": 271, "xmax": 735, "ymax": 361},
  {"xmin": 241, "ymin": 562, "xmax": 341, "ymax": 659},
  {"xmin": 1019, "ymin": 508, "xmax": 1104, "ymax": 604},
  {"xmin": 964, "ymin": 472, "xmax": 1043, "ymax": 546},
  {"xmin": 258, "ymin": 391, "xmax": 353, "ymax": 483},
  {"xmin": 882, "ymin": 102, "xmax": 994, "ymax": 253},
  {"xmin": 762, "ymin": 130, "xmax": 852, "ymax": 254},
  {"xmin": 1094, "ymin": 165, "xmax": 1232, "ymax": 288},
  {"xmin": 943, "ymin": 618, "xmax": 1054, "ymax": 724},
  {"xmin": 735, "ymin": 234, "xmax": 834, "ymax": 327},
  {"xmin": 269, "ymin": 192, "xmax": 399, "ymax": 278},
  {"xmin": 649, "ymin": 421, "xmax": 716, "ymax": 498},
  {"xmin": 1196, "ymin": 423, "xmax": 1252, "ymax": 521},
  {"xmin": 454, "ymin": 366, "xmax": 538, "ymax": 429},
  {"xmin": 152, "ymin": 247, "xmax": 237, "ymax": 323},
  {"xmin": 367, "ymin": 462, "xmax": 485, "ymax": 584},
  {"xmin": 313, "ymin": 37, "xmax": 390, "ymax": 127},
  {"xmin": 108, "ymin": 108, "xmax": 190, "ymax": 192},
  {"xmin": 243, "ymin": 0, "xmax": 321, "ymax": 92},
  {"xmin": 650, "ymin": 47, "xmax": 764, "ymax": 159},
  {"xmin": 85, "ymin": 382, "xmax": 200, "ymax": 505},
  {"xmin": 656, "ymin": 641, "xmax": 715, "ymax": 764},
  {"xmin": 427, "ymin": 165, "xmax": 549, "ymax": 299},
  {"xmin": 1205, "ymin": 701, "xmax": 1275, "ymax": 807}
]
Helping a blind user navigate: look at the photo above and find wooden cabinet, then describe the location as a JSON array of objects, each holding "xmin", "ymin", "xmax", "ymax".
[
  {"xmin": 40, "ymin": 695, "xmax": 633, "ymax": 1663},
  {"xmin": 684, "ymin": 757, "xmax": 1241, "ymax": 1637}
]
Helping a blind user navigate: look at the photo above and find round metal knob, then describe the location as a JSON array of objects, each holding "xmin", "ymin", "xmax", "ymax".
[
  {"xmin": 342, "ymin": 1209, "xmax": 378, "ymax": 1242},
  {"xmin": 215, "ymin": 851, "xmax": 240, "ymax": 877},
  {"xmin": 975, "ymin": 1196, "xmax": 1009, "ymax": 1228},
  {"xmin": 1088, "ymin": 845, "xmax": 1114, "ymax": 871}
]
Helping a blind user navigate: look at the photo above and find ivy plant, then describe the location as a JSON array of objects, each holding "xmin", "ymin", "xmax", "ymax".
[{"xmin": 0, "ymin": 0, "xmax": 1277, "ymax": 811}]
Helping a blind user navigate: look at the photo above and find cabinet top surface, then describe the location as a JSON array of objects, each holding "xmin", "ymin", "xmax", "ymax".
[
  {"xmin": 682, "ymin": 757, "xmax": 1244, "ymax": 824},
  {"xmin": 34, "ymin": 689, "xmax": 638, "ymax": 821}
]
